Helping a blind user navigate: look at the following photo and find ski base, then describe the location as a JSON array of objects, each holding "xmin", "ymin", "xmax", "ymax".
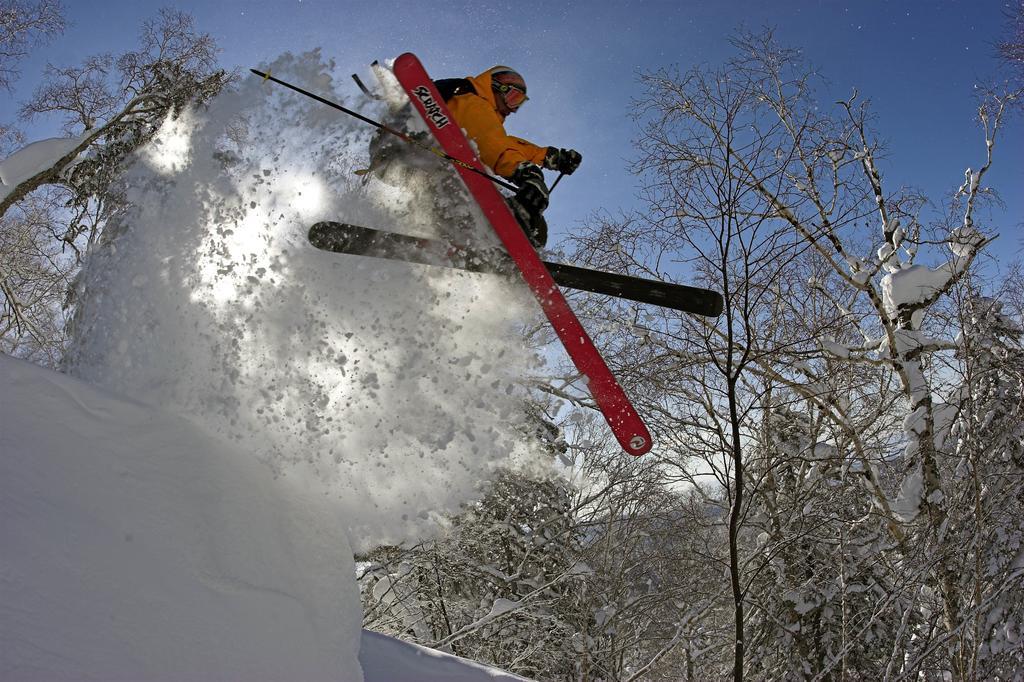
[{"xmin": 308, "ymin": 222, "xmax": 723, "ymax": 317}]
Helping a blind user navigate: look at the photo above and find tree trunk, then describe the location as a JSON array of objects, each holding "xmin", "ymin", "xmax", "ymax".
[{"xmin": 728, "ymin": 376, "xmax": 745, "ymax": 682}]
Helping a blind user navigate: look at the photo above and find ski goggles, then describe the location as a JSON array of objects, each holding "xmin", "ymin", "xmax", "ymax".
[{"xmin": 495, "ymin": 82, "xmax": 528, "ymax": 110}]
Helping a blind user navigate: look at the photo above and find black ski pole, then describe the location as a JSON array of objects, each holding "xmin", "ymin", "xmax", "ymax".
[
  {"xmin": 249, "ymin": 68, "xmax": 518, "ymax": 192},
  {"xmin": 549, "ymin": 172, "xmax": 566, "ymax": 193}
]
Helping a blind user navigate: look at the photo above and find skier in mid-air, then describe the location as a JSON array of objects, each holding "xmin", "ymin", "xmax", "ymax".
[
  {"xmin": 369, "ymin": 65, "xmax": 582, "ymax": 248},
  {"xmin": 257, "ymin": 56, "xmax": 717, "ymax": 456}
]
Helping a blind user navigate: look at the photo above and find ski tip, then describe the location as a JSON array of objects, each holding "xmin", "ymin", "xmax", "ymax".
[
  {"xmin": 249, "ymin": 68, "xmax": 271, "ymax": 82},
  {"xmin": 307, "ymin": 222, "xmax": 339, "ymax": 250},
  {"xmin": 707, "ymin": 292, "xmax": 724, "ymax": 317},
  {"xmin": 394, "ymin": 53, "xmax": 419, "ymax": 68}
]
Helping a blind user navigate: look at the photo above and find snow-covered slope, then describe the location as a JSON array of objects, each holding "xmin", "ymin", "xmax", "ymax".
[
  {"xmin": 360, "ymin": 631, "xmax": 529, "ymax": 682},
  {"xmin": 1, "ymin": 354, "xmax": 531, "ymax": 680},
  {"xmin": 1, "ymin": 352, "xmax": 361, "ymax": 679}
]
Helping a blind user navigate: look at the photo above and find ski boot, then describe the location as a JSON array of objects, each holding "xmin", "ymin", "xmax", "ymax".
[{"xmin": 506, "ymin": 196, "xmax": 548, "ymax": 248}]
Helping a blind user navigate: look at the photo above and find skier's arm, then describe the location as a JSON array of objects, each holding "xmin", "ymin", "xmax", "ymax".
[{"xmin": 450, "ymin": 94, "xmax": 547, "ymax": 178}]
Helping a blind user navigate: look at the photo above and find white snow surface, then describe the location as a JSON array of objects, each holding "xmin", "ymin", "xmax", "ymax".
[
  {"xmin": 1, "ymin": 353, "xmax": 531, "ymax": 680},
  {"xmin": 360, "ymin": 631, "xmax": 530, "ymax": 681},
  {"xmin": 3, "ymin": 51, "xmax": 541, "ymax": 680},
  {"xmin": 1, "ymin": 352, "xmax": 360, "ymax": 680}
]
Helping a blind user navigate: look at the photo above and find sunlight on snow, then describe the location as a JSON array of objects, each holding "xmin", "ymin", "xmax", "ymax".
[
  {"xmin": 283, "ymin": 173, "xmax": 327, "ymax": 219},
  {"xmin": 190, "ymin": 172, "xmax": 326, "ymax": 305},
  {"xmin": 139, "ymin": 110, "xmax": 196, "ymax": 174}
]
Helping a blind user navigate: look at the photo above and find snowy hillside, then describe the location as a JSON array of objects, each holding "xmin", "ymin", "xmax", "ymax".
[
  {"xmin": 2, "ymin": 353, "xmax": 361, "ymax": 678},
  {"xmin": 1, "ymin": 354, "xmax": 530, "ymax": 680}
]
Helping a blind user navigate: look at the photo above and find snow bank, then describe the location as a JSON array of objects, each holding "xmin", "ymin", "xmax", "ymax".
[
  {"xmin": 63, "ymin": 51, "xmax": 542, "ymax": 551},
  {"xmin": 0, "ymin": 352, "xmax": 362, "ymax": 680},
  {"xmin": 1, "ymin": 355, "xmax": 533, "ymax": 680},
  {"xmin": 360, "ymin": 631, "xmax": 530, "ymax": 682}
]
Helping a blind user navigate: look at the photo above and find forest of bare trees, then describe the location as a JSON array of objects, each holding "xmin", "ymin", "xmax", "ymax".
[{"xmin": 358, "ymin": 27, "xmax": 1023, "ymax": 682}]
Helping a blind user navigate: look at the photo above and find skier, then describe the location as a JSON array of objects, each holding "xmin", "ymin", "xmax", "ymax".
[
  {"xmin": 253, "ymin": 59, "xmax": 667, "ymax": 456},
  {"xmin": 434, "ymin": 66, "xmax": 582, "ymax": 247},
  {"xmin": 369, "ymin": 65, "xmax": 582, "ymax": 248}
]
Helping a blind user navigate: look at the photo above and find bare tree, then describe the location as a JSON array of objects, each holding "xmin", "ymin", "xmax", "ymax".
[
  {"xmin": 998, "ymin": 0, "xmax": 1024, "ymax": 91},
  {"xmin": 0, "ymin": 8, "xmax": 230, "ymax": 363},
  {"xmin": 358, "ymin": 468, "xmax": 590, "ymax": 681},
  {"xmin": 5, "ymin": 8, "xmax": 229, "ymax": 219},
  {"xmin": 729, "ymin": 47, "xmax": 1011, "ymax": 675},
  {"xmin": 0, "ymin": 187, "xmax": 68, "ymax": 364},
  {"xmin": 564, "ymin": 28, "xmax": 1020, "ymax": 680},
  {"xmin": 0, "ymin": 0, "xmax": 64, "ymax": 91}
]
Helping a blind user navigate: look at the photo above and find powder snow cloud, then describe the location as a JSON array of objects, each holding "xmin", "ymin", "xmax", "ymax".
[{"xmin": 65, "ymin": 51, "xmax": 543, "ymax": 550}]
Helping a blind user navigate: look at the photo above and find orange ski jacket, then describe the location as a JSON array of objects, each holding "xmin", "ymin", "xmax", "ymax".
[{"xmin": 445, "ymin": 68, "xmax": 548, "ymax": 179}]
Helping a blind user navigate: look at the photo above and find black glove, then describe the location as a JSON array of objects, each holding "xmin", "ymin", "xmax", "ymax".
[
  {"xmin": 511, "ymin": 162, "xmax": 549, "ymax": 214},
  {"xmin": 543, "ymin": 147, "xmax": 582, "ymax": 175}
]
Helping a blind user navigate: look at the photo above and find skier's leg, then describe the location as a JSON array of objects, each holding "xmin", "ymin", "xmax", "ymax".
[{"xmin": 505, "ymin": 196, "xmax": 548, "ymax": 248}]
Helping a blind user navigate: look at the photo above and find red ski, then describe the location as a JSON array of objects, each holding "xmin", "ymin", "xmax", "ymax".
[{"xmin": 392, "ymin": 53, "xmax": 652, "ymax": 456}]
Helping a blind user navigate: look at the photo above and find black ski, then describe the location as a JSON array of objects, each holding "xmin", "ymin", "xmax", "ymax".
[{"xmin": 308, "ymin": 221, "xmax": 723, "ymax": 317}]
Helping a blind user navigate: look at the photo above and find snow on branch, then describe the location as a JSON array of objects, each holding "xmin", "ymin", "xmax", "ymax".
[{"xmin": 0, "ymin": 131, "xmax": 94, "ymax": 207}]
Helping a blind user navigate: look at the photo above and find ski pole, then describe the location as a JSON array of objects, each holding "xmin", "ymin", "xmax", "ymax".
[
  {"xmin": 249, "ymin": 69, "xmax": 518, "ymax": 192},
  {"xmin": 549, "ymin": 172, "xmax": 566, "ymax": 193}
]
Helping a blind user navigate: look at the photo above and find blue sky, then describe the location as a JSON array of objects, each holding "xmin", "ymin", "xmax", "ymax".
[{"xmin": 4, "ymin": 0, "xmax": 1021, "ymax": 255}]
